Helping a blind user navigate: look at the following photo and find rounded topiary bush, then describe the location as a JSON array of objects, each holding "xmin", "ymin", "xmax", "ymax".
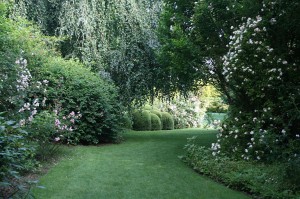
[
  {"xmin": 161, "ymin": 112, "xmax": 174, "ymax": 130},
  {"xmin": 151, "ymin": 110, "xmax": 162, "ymax": 119},
  {"xmin": 132, "ymin": 110, "xmax": 151, "ymax": 131},
  {"xmin": 150, "ymin": 113, "xmax": 162, "ymax": 131},
  {"xmin": 143, "ymin": 104, "xmax": 153, "ymax": 110}
]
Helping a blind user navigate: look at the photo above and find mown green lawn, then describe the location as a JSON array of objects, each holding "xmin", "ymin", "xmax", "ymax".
[{"xmin": 33, "ymin": 129, "xmax": 250, "ymax": 199}]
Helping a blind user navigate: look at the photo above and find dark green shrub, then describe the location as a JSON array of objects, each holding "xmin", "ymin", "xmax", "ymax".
[
  {"xmin": 0, "ymin": 114, "xmax": 37, "ymax": 198},
  {"xmin": 36, "ymin": 58, "xmax": 124, "ymax": 144},
  {"xmin": 132, "ymin": 110, "xmax": 151, "ymax": 131},
  {"xmin": 150, "ymin": 113, "xmax": 162, "ymax": 131},
  {"xmin": 183, "ymin": 137, "xmax": 300, "ymax": 199},
  {"xmin": 151, "ymin": 110, "xmax": 162, "ymax": 119},
  {"xmin": 284, "ymin": 157, "xmax": 300, "ymax": 190},
  {"xmin": 161, "ymin": 112, "xmax": 174, "ymax": 130}
]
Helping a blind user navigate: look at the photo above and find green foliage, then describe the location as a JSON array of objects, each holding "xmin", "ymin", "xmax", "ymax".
[
  {"xmin": 12, "ymin": 0, "xmax": 163, "ymax": 106},
  {"xmin": 121, "ymin": 112, "xmax": 133, "ymax": 130},
  {"xmin": 203, "ymin": 113, "xmax": 226, "ymax": 129},
  {"xmin": 183, "ymin": 137, "xmax": 300, "ymax": 199},
  {"xmin": 26, "ymin": 111, "xmax": 61, "ymax": 161},
  {"xmin": 158, "ymin": 0, "xmax": 300, "ymax": 162},
  {"xmin": 161, "ymin": 112, "xmax": 174, "ymax": 130},
  {"xmin": 150, "ymin": 110, "xmax": 162, "ymax": 119},
  {"xmin": 150, "ymin": 113, "xmax": 162, "ymax": 131},
  {"xmin": 0, "ymin": 113, "xmax": 37, "ymax": 198},
  {"xmin": 37, "ymin": 57, "xmax": 124, "ymax": 144},
  {"xmin": 153, "ymin": 93, "xmax": 207, "ymax": 129},
  {"xmin": 132, "ymin": 110, "xmax": 151, "ymax": 131},
  {"xmin": 284, "ymin": 157, "xmax": 300, "ymax": 191},
  {"xmin": 206, "ymin": 100, "xmax": 228, "ymax": 113}
]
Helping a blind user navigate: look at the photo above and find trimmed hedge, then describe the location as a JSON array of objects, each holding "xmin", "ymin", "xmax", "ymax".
[
  {"xmin": 151, "ymin": 110, "xmax": 162, "ymax": 119},
  {"xmin": 150, "ymin": 113, "xmax": 162, "ymax": 131},
  {"xmin": 161, "ymin": 112, "xmax": 174, "ymax": 130},
  {"xmin": 132, "ymin": 110, "xmax": 151, "ymax": 131}
]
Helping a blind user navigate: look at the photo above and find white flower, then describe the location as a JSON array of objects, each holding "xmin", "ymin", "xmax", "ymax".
[
  {"xmin": 270, "ymin": 18, "xmax": 277, "ymax": 24},
  {"xmin": 28, "ymin": 116, "xmax": 33, "ymax": 122},
  {"xmin": 19, "ymin": 119, "xmax": 26, "ymax": 126},
  {"xmin": 43, "ymin": 80, "xmax": 49, "ymax": 84},
  {"xmin": 54, "ymin": 137, "xmax": 60, "ymax": 142}
]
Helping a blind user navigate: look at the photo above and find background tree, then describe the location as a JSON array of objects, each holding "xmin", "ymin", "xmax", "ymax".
[{"xmin": 12, "ymin": 0, "xmax": 163, "ymax": 106}]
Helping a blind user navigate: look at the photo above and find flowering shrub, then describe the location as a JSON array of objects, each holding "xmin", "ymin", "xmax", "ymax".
[
  {"xmin": 210, "ymin": 1, "xmax": 300, "ymax": 162},
  {"xmin": 154, "ymin": 94, "xmax": 207, "ymax": 129},
  {"xmin": 36, "ymin": 58, "xmax": 124, "ymax": 144},
  {"xmin": 159, "ymin": 0, "xmax": 300, "ymax": 162},
  {"xmin": 0, "ymin": 3, "xmax": 123, "ymax": 197}
]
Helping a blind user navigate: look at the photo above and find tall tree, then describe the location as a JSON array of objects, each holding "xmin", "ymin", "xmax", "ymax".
[
  {"xmin": 158, "ymin": 0, "xmax": 300, "ymax": 161},
  {"xmin": 11, "ymin": 0, "xmax": 163, "ymax": 106}
]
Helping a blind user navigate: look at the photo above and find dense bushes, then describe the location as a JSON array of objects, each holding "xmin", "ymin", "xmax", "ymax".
[
  {"xmin": 150, "ymin": 113, "xmax": 162, "ymax": 131},
  {"xmin": 158, "ymin": 0, "xmax": 300, "ymax": 162},
  {"xmin": 150, "ymin": 110, "xmax": 162, "ymax": 119},
  {"xmin": 26, "ymin": 111, "xmax": 61, "ymax": 160},
  {"xmin": 132, "ymin": 110, "xmax": 152, "ymax": 131},
  {"xmin": 121, "ymin": 113, "xmax": 133, "ymax": 129},
  {"xmin": 183, "ymin": 137, "xmax": 300, "ymax": 199},
  {"xmin": 0, "ymin": 114, "xmax": 37, "ymax": 198},
  {"xmin": 132, "ymin": 109, "xmax": 174, "ymax": 131},
  {"xmin": 161, "ymin": 112, "xmax": 174, "ymax": 130},
  {"xmin": 36, "ymin": 58, "xmax": 124, "ymax": 144},
  {"xmin": 0, "ymin": 2, "xmax": 125, "ymax": 197}
]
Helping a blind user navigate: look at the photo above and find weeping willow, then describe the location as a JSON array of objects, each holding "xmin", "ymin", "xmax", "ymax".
[{"xmin": 11, "ymin": 0, "xmax": 163, "ymax": 105}]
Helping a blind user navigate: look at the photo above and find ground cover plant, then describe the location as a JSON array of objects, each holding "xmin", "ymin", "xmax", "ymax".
[
  {"xmin": 183, "ymin": 136, "xmax": 300, "ymax": 199},
  {"xmin": 33, "ymin": 129, "xmax": 250, "ymax": 199}
]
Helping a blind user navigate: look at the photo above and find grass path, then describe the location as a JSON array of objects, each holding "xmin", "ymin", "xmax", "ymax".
[{"xmin": 33, "ymin": 129, "xmax": 250, "ymax": 199}]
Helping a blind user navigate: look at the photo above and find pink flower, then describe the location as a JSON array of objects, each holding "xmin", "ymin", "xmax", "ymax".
[
  {"xmin": 55, "ymin": 119, "xmax": 61, "ymax": 127},
  {"xmin": 54, "ymin": 137, "xmax": 60, "ymax": 142},
  {"xmin": 28, "ymin": 116, "xmax": 33, "ymax": 122},
  {"xmin": 69, "ymin": 111, "xmax": 75, "ymax": 117},
  {"xmin": 19, "ymin": 119, "xmax": 26, "ymax": 126}
]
